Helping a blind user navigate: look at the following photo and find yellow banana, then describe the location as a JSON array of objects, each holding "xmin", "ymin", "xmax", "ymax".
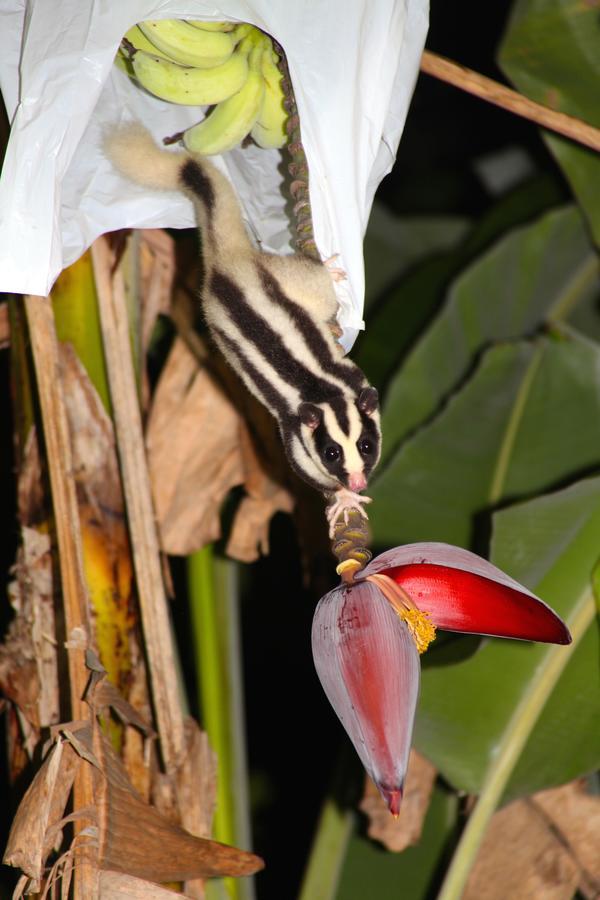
[
  {"xmin": 121, "ymin": 24, "xmax": 178, "ymax": 61},
  {"xmin": 251, "ymin": 47, "xmax": 288, "ymax": 149},
  {"xmin": 114, "ymin": 50, "xmax": 132, "ymax": 77},
  {"xmin": 139, "ymin": 18, "xmax": 234, "ymax": 68},
  {"xmin": 186, "ymin": 20, "xmax": 236, "ymax": 32},
  {"xmin": 123, "ymin": 43, "xmax": 249, "ymax": 106},
  {"xmin": 183, "ymin": 34, "xmax": 266, "ymax": 155}
]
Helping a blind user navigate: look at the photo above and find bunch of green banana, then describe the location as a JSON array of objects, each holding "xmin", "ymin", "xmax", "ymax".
[
  {"xmin": 116, "ymin": 19, "xmax": 289, "ymax": 155},
  {"xmin": 120, "ymin": 25, "xmax": 249, "ymax": 106}
]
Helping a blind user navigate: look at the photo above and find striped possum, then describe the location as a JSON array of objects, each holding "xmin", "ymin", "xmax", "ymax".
[{"xmin": 106, "ymin": 124, "xmax": 381, "ymax": 531}]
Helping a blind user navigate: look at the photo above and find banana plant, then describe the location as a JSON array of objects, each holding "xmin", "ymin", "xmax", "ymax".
[{"xmin": 299, "ymin": 1, "xmax": 600, "ymax": 879}]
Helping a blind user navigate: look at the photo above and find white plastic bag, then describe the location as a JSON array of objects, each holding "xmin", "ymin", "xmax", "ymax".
[{"xmin": 0, "ymin": 0, "xmax": 428, "ymax": 351}]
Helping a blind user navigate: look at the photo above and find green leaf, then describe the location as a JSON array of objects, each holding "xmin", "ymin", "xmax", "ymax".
[
  {"xmin": 430, "ymin": 478, "xmax": 599, "ymax": 900},
  {"xmin": 363, "ymin": 203, "xmax": 470, "ymax": 311},
  {"xmin": 377, "ymin": 205, "xmax": 598, "ymax": 464},
  {"xmin": 498, "ymin": 0, "xmax": 600, "ymax": 245},
  {"xmin": 370, "ymin": 330, "xmax": 600, "ymax": 548},
  {"xmin": 358, "ymin": 175, "xmax": 566, "ymax": 389},
  {"xmin": 488, "ymin": 480, "xmax": 600, "ymax": 799},
  {"xmin": 413, "ymin": 475, "xmax": 600, "ymax": 800}
]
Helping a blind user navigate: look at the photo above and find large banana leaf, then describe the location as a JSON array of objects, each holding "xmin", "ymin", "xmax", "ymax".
[
  {"xmin": 362, "ymin": 204, "xmax": 469, "ymax": 311},
  {"xmin": 415, "ymin": 475, "xmax": 600, "ymax": 800},
  {"xmin": 357, "ymin": 175, "xmax": 566, "ymax": 390},
  {"xmin": 498, "ymin": 0, "xmax": 600, "ymax": 245},
  {"xmin": 370, "ymin": 329, "xmax": 600, "ymax": 548},
  {"xmin": 378, "ymin": 204, "xmax": 598, "ymax": 463}
]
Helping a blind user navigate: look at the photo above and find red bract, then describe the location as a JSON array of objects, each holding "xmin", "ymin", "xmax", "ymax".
[
  {"xmin": 311, "ymin": 542, "xmax": 571, "ymax": 816},
  {"xmin": 312, "ymin": 579, "xmax": 419, "ymax": 817},
  {"xmin": 362, "ymin": 543, "xmax": 571, "ymax": 645}
]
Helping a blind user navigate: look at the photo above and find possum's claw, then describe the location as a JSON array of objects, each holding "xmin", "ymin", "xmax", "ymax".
[
  {"xmin": 326, "ymin": 488, "xmax": 372, "ymax": 539},
  {"xmin": 323, "ymin": 254, "xmax": 347, "ymax": 283}
]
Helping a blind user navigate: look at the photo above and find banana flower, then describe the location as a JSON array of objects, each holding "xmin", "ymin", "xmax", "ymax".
[{"xmin": 311, "ymin": 542, "xmax": 571, "ymax": 816}]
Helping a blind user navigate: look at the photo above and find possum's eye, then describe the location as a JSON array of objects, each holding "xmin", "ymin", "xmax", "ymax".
[
  {"xmin": 359, "ymin": 438, "xmax": 374, "ymax": 456},
  {"xmin": 324, "ymin": 445, "xmax": 341, "ymax": 462}
]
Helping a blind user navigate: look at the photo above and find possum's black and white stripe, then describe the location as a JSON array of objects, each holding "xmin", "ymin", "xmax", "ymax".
[{"xmin": 106, "ymin": 124, "xmax": 381, "ymax": 498}]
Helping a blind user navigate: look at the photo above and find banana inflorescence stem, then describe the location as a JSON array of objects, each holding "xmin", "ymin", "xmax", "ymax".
[{"xmin": 420, "ymin": 49, "xmax": 600, "ymax": 154}]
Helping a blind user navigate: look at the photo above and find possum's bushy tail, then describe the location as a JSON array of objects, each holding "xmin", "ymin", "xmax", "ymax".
[
  {"xmin": 104, "ymin": 122, "xmax": 251, "ymax": 253},
  {"xmin": 104, "ymin": 123, "xmax": 185, "ymax": 191}
]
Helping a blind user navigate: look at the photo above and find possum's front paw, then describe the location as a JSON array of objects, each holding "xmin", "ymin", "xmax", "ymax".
[
  {"xmin": 326, "ymin": 488, "xmax": 372, "ymax": 539},
  {"xmin": 323, "ymin": 254, "xmax": 347, "ymax": 283}
]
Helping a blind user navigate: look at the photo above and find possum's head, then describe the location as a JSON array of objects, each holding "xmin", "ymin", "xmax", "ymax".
[{"xmin": 295, "ymin": 387, "xmax": 381, "ymax": 493}]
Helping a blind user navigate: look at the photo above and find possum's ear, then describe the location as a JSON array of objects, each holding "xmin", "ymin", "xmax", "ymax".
[
  {"xmin": 357, "ymin": 387, "xmax": 379, "ymax": 415},
  {"xmin": 298, "ymin": 403, "xmax": 323, "ymax": 430}
]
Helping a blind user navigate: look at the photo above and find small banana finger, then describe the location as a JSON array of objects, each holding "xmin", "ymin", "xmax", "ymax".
[
  {"xmin": 122, "ymin": 24, "xmax": 178, "ymax": 61},
  {"xmin": 139, "ymin": 18, "xmax": 234, "ymax": 68},
  {"xmin": 186, "ymin": 20, "xmax": 236, "ymax": 32},
  {"xmin": 251, "ymin": 46, "xmax": 288, "ymax": 149},
  {"xmin": 123, "ymin": 44, "xmax": 249, "ymax": 106}
]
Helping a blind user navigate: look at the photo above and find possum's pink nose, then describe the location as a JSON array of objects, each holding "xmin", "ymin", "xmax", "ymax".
[{"xmin": 348, "ymin": 472, "xmax": 367, "ymax": 492}]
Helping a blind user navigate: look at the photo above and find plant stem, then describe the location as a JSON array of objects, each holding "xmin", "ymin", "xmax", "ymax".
[
  {"xmin": 189, "ymin": 546, "xmax": 235, "ymax": 847},
  {"xmin": 436, "ymin": 590, "xmax": 596, "ymax": 900},
  {"xmin": 420, "ymin": 50, "xmax": 600, "ymax": 154},
  {"xmin": 189, "ymin": 548, "xmax": 254, "ymax": 900},
  {"xmin": 297, "ymin": 793, "xmax": 355, "ymax": 900}
]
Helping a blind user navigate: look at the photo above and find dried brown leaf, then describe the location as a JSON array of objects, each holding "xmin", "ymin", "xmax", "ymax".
[
  {"xmin": 121, "ymin": 648, "xmax": 154, "ymax": 802},
  {"xmin": 90, "ymin": 667, "xmax": 155, "ymax": 739},
  {"xmin": 139, "ymin": 230, "xmax": 176, "ymax": 358},
  {"xmin": 146, "ymin": 337, "xmax": 245, "ymax": 554},
  {"xmin": 92, "ymin": 724, "xmax": 263, "ymax": 881},
  {"xmin": 464, "ymin": 793, "xmax": 582, "ymax": 900},
  {"xmin": 99, "ymin": 869, "xmax": 192, "ymax": 898},
  {"xmin": 226, "ymin": 423, "xmax": 294, "ymax": 563},
  {"xmin": 3, "ymin": 737, "xmax": 80, "ymax": 882},
  {"xmin": 532, "ymin": 779, "xmax": 600, "ymax": 897},
  {"xmin": 17, "ymin": 426, "xmax": 45, "ymax": 525},
  {"xmin": 59, "ymin": 342, "xmax": 124, "ymax": 517},
  {"xmin": 1, "ymin": 526, "xmax": 58, "ymax": 733},
  {"xmin": 359, "ymin": 749, "xmax": 437, "ymax": 852},
  {"xmin": 177, "ymin": 718, "xmax": 217, "ymax": 841},
  {"xmin": 6, "ymin": 657, "xmax": 257, "ymax": 893},
  {"xmin": 94, "ymin": 234, "xmax": 187, "ymax": 775}
]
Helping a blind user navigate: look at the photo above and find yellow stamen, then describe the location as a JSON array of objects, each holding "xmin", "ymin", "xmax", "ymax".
[
  {"xmin": 336, "ymin": 558, "xmax": 363, "ymax": 583},
  {"xmin": 366, "ymin": 573, "xmax": 437, "ymax": 654}
]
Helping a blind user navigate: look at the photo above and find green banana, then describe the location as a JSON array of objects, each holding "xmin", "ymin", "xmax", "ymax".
[
  {"xmin": 138, "ymin": 18, "xmax": 234, "ymax": 68},
  {"xmin": 183, "ymin": 34, "xmax": 266, "ymax": 155},
  {"xmin": 186, "ymin": 20, "xmax": 236, "ymax": 32},
  {"xmin": 122, "ymin": 43, "xmax": 249, "ymax": 106},
  {"xmin": 121, "ymin": 24, "xmax": 179, "ymax": 61},
  {"xmin": 251, "ymin": 47, "xmax": 288, "ymax": 149}
]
